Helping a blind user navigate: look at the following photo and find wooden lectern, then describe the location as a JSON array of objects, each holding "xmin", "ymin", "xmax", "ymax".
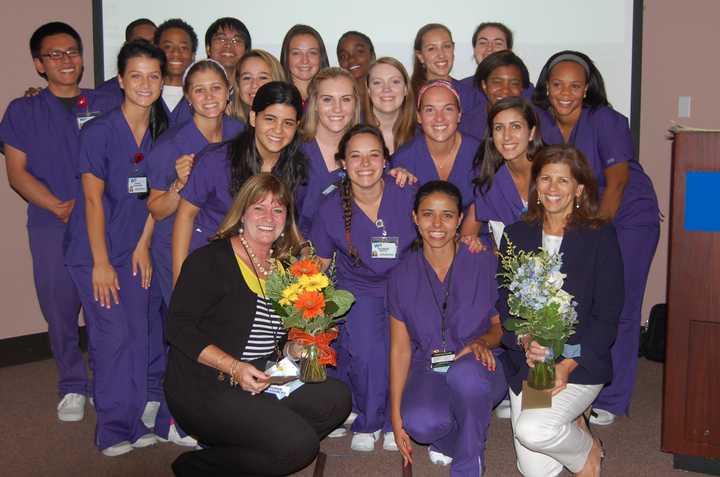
[{"xmin": 663, "ymin": 130, "xmax": 720, "ymax": 474}]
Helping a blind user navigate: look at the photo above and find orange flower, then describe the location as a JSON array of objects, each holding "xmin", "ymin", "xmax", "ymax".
[
  {"xmin": 294, "ymin": 291, "xmax": 325, "ymax": 319},
  {"xmin": 289, "ymin": 259, "xmax": 321, "ymax": 277}
]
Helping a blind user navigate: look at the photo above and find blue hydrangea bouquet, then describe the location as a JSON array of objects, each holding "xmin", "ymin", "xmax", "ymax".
[{"xmin": 497, "ymin": 236, "xmax": 578, "ymax": 390}]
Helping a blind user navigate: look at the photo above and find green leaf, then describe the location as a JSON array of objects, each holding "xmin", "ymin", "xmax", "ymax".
[
  {"xmin": 329, "ymin": 290, "xmax": 355, "ymax": 318},
  {"xmin": 504, "ymin": 319, "xmax": 524, "ymax": 331}
]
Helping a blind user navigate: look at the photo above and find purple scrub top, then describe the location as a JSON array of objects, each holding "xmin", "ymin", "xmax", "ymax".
[
  {"xmin": 148, "ymin": 116, "xmax": 245, "ymax": 251},
  {"xmin": 538, "ymin": 106, "xmax": 659, "ymax": 225},
  {"xmin": 387, "ymin": 244, "xmax": 499, "ymax": 364},
  {"xmin": 391, "ymin": 132, "xmax": 480, "ymax": 211},
  {"xmin": 310, "ymin": 178, "xmax": 417, "ymax": 298},
  {"xmin": 96, "ymin": 76, "xmax": 124, "ymax": 107},
  {"xmin": 178, "ymin": 141, "xmax": 234, "ymax": 252},
  {"xmin": 474, "ymin": 163, "xmax": 526, "ymax": 226},
  {"xmin": 297, "ymin": 139, "xmax": 345, "ymax": 238},
  {"xmin": 64, "ymin": 107, "xmax": 155, "ymax": 266},
  {"xmin": 162, "ymin": 97, "xmax": 193, "ymax": 128},
  {"xmin": 0, "ymin": 88, "xmax": 116, "ymax": 227}
]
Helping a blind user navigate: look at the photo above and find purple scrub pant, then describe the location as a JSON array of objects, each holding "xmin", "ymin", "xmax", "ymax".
[
  {"xmin": 68, "ymin": 263, "xmax": 150, "ymax": 449},
  {"xmin": 28, "ymin": 225, "xmax": 87, "ymax": 396},
  {"xmin": 402, "ymin": 354, "xmax": 506, "ymax": 476},
  {"xmin": 330, "ymin": 296, "xmax": 389, "ymax": 433},
  {"xmin": 593, "ymin": 222, "xmax": 660, "ymax": 416}
]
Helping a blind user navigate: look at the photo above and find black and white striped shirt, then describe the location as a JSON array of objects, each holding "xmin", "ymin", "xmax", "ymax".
[{"xmin": 241, "ymin": 295, "xmax": 285, "ymax": 360}]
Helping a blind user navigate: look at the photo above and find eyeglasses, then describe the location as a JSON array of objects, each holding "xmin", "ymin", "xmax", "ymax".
[
  {"xmin": 212, "ymin": 36, "xmax": 244, "ymax": 47},
  {"xmin": 40, "ymin": 49, "xmax": 81, "ymax": 61}
]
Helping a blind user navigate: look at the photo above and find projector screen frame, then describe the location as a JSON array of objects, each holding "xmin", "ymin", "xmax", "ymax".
[{"xmin": 91, "ymin": 0, "xmax": 645, "ymax": 155}]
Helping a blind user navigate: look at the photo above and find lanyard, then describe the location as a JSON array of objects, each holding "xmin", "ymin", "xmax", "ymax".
[{"xmin": 422, "ymin": 246, "xmax": 456, "ymax": 351}]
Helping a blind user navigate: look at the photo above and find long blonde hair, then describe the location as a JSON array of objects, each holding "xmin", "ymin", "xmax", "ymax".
[
  {"xmin": 364, "ymin": 57, "xmax": 416, "ymax": 152},
  {"xmin": 213, "ymin": 173, "xmax": 303, "ymax": 259},
  {"xmin": 228, "ymin": 50, "xmax": 286, "ymax": 123},
  {"xmin": 300, "ymin": 67, "xmax": 361, "ymax": 141}
]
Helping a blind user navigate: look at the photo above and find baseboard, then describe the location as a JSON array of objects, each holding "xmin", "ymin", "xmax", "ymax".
[
  {"xmin": 674, "ymin": 454, "xmax": 720, "ymax": 475},
  {"xmin": 0, "ymin": 326, "xmax": 88, "ymax": 368}
]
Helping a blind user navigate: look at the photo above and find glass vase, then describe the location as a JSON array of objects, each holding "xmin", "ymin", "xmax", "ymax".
[
  {"xmin": 528, "ymin": 358, "xmax": 555, "ymax": 390},
  {"xmin": 300, "ymin": 343, "xmax": 327, "ymax": 383}
]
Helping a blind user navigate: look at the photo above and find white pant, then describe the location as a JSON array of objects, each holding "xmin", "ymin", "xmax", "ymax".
[{"xmin": 509, "ymin": 383, "xmax": 603, "ymax": 477}]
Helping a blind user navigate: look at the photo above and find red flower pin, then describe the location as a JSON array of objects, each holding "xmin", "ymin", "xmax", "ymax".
[
  {"xmin": 77, "ymin": 95, "xmax": 88, "ymax": 108},
  {"xmin": 133, "ymin": 152, "xmax": 144, "ymax": 164}
]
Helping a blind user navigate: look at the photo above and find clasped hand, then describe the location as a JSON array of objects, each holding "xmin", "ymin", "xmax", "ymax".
[{"xmin": 523, "ymin": 338, "xmax": 577, "ymax": 396}]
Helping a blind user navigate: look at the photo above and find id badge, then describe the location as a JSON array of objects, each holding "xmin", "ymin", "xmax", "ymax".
[
  {"xmin": 370, "ymin": 236, "xmax": 399, "ymax": 259},
  {"xmin": 76, "ymin": 112, "xmax": 100, "ymax": 129},
  {"xmin": 322, "ymin": 183, "xmax": 337, "ymax": 196},
  {"xmin": 431, "ymin": 350, "xmax": 455, "ymax": 373},
  {"xmin": 128, "ymin": 176, "xmax": 149, "ymax": 195}
]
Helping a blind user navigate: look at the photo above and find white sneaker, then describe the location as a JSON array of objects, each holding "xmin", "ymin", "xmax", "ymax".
[
  {"xmin": 589, "ymin": 408, "xmax": 616, "ymax": 426},
  {"xmin": 344, "ymin": 411, "xmax": 358, "ymax": 427},
  {"xmin": 428, "ymin": 447, "xmax": 453, "ymax": 466},
  {"xmin": 131, "ymin": 433, "xmax": 157, "ymax": 448},
  {"xmin": 383, "ymin": 431, "xmax": 399, "ymax": 451},
  {"xmin": 101, "ymin": 441, "xmax": 133, "ymax": 457},
  {"xmin": 493, "ymin": 399, "xmax": 512, "ymax": 419},
  {"xmin": 57, "ymin": 393, "xmax": 86, "ymax": 422},
  {"xmin": 141, "ymin": 401, "xmax": 161, "ymax": 429},
  {"xmin": 328, "ymin": 427, "xmax": 348, "ymax": 438},
  {"xmin": 157, "ymin": 424, "xmax": 199, "ymax": 447},
  {"xmin": 350, "ymin": 430, "xmax": 381, "ymax": 452}
]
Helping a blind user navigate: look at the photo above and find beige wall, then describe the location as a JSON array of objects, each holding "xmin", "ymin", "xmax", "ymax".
[
  {"xmin": 639, "ymin": 0, "xmax": 720, "ymax": 322},
  {"xmin": 0, "ymin": 1, "xmax": 716, "ymax": 338},
  {"xmin": 0, "ymin": 0, "xmax": 94, "ymax": 339}
]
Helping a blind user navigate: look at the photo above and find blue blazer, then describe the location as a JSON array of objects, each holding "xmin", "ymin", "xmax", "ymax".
[{"xmin": 497, "ymin": 219, "xmax": 624, "ymax": 394}]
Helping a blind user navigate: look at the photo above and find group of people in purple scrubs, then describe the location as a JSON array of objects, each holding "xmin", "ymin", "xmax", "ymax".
[{"xmin": 1, "ymin": 14, "xmax": 658, "ymax": 477}]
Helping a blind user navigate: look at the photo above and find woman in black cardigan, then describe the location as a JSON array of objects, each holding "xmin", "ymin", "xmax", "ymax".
[
  {"xmin": 165, "ymin": 173, "xmax": 351, "ymax": 477},
  {"xmin": 498, "ymin": 145, "xmax": 624, "ymax": 477}
]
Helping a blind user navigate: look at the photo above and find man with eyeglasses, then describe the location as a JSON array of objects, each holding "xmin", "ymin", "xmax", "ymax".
[
  {"xmin": 0, "ymin": 22, "xmax": 115, "ymax": 423},
  {"xmin": 205, "ymin": 17, "xmax": 252, "ymax": 94}
]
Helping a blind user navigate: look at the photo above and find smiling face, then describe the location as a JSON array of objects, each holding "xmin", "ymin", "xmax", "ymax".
[
  {"xmin": 242, "ymin": 192, "xmax": 287, "ymax": 248},
  {"xmin": 118, "ymin": 56, "xmax": 163, "ymax": 109},
  {"xmin": 367, "ymin": 63, "xmax": 407, "ymax": 115},
  {"xmin": 547, "ymin": 61, "xmax": 588, "ymax": 121},
  {"xmin": 341, "ymin": 132, "xmax": 386, "ymax": 191},
  {"xmin": 417, "ymin": 86, "xmax": 460, "ymax": 143},
  {"xmin": 316, "ymin": 76, "xmax": 356, "ymax": 135},
  {"xmin": 413, "ymin": 191, "xmax": 462, "ymax": 250},
  {"xmin": 237, "ymin": 57, "xmax": 273, "ymax": 108},
  {"xmin": 288, "ymin": 33, "xmax": 321, "ymax": 83},
  {"xmin": 338, "ymin": 34, "xmax": 373, "ymax": 80},
  {"xmin": 186, "ymin": 68, "xmax": 229, "ymax": 120},
  {"xmin": 473, "ymin": 26, "xmax": 509, "ymax": 64},
  {"xmin": 482, "ymin": 65, "xmax": 524, "ymax": 106},
  {"xmin": 207, "ymin": 26, "xmax": 246, "ymax": 71},
  {"xmin": 417, "ymin": 28, "xmax": 454, "ymax": 80},
  {"xmin": 536, "ymin": 162, "xmax": 584, "ymax": 219},
  {"xmin": 250, "ymin": 103, "xmax": 299, "ymax": 161},
  {"xmin": 33, "ymin": 33, "xmax": 83, "ymax": 88},
  {"xmin": 158, "ymin": 27, "xmax": 195, "ymax": 82},
  {"xmin": 491, "ymin": 108, "xmax": 535, "ymax": 163}
]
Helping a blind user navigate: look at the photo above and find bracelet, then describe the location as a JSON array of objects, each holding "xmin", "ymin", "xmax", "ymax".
[
  {"xmin": 169, "ymin": 180, "xmax": 184, "ymax": 194},
  {"xmin": 228, "ymin": 359, "xmax": 241, "ymax": 387}
]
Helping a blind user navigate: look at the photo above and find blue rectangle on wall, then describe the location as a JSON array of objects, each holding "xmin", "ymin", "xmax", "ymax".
[{"xmin": 685, "ymin": 172, "xmax": 720, "ymax": 231}]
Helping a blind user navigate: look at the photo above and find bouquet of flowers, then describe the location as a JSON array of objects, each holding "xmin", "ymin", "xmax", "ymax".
[
  {"xmin": 266, "ymin": 249, "xmax": 355, "ymax": 382},
  {"xmin": 497, "ymin": 236, "xmax": 578, "ymax": 390}
]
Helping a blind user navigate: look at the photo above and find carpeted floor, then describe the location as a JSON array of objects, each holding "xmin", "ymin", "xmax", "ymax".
[{"xmin": 0, "ymin": 357, "xmax": 703, "ymax": 477}]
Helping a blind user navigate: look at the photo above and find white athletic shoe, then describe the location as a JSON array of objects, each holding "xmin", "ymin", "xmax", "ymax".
[
  {"xmin": 157, "ymin": 424, "xmax": 199, "ymax": 447},
  {"xmin": 382, "ymin": 431, "xmax": 399, "ymax": 451},
  {"xmin": 327, "ymin": 427, "xmax": 348, "ymax": 438},
  {"xmin": 428, "ymin": 447, "xmax": 453, "ymax": 466},
  {"xmin": 344, "ymin": 411, "xmax": 358, "ymax": 427},
  {"xmin": 350, "ymin": 430, "xmax": 381, "ymax": 452},
  {"xmin": 589, "ymin": 408, "xmax": 616, "ymax": 426},
  {"xmin": 57, "ymin": 393, "xmax": 86, "ymax": 422},
  {"xmin": 493, "ymin": 399, "xmax": 512, "ymax": 419},
  {"xmin": 130, "ymin": 433, "xmax": 158, "ymax": 448},
  {"xmin": 101, "ymin": 441, "xmax": 133, "ymax": 457},
  {"xmin": 141, "ymin": 401, "xmax": 161, "ymax": 429}
]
